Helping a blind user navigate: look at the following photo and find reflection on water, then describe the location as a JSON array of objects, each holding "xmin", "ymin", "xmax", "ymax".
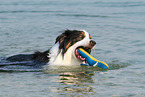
[
  {"xmin": 43, "ymin": 62, "xmax": 129, "ymax": 96},
  {"xmin": 44, "ymin": 66, "xmax": 96, "ymax": 96},
  {"xmin": 0, "ymin": 59, "xmax": 132, "ymax": 96},
  {"xmin": 58, "ymin": 71, "xmax": 94, "ymax": 96},
  {"xmin": 0, "ymin": 60, "xmax": 131, "ymax": 96}
]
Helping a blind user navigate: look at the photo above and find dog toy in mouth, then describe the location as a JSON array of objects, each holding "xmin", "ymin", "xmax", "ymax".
[{"xmin": 78, "ymin": 48, "xmax": 109, "ymax": 69}]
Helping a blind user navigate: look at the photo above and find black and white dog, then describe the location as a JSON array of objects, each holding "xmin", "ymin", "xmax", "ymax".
[{"xmin": 6, "ymin": 30, "xmax": 96, "ymax": 67}]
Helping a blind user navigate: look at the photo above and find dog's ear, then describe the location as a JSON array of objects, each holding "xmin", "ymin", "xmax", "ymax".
[
  {"xmin": 55, "ymin": 33, "xmax": 66, "ymax": 44},
  {"xmin": 55, "ymin": 30, "xmax": 86, "ymax": 56},
  {"xmin": 55, "ymin": 30, "xmax": 86, "ymax": 44}
]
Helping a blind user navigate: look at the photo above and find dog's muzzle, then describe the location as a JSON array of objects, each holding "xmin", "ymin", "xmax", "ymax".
[
  {"xmin": 75, "ymin": 40, "xmax": 96, "ymax": 61},
  {"xmin": 90, "ymin": 40, "xmax": 96, "ymax": 47}
]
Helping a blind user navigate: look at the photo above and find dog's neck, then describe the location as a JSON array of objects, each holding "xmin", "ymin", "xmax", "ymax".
[{"xmin": 48, "ymin": 43, "xmax": 81, "ymax": 66}]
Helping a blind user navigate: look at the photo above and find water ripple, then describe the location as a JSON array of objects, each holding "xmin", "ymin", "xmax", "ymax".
[
  {"xmin": 0, "ymin": 10, "xmax": 63, "ymax": 13},
  {"xmin": 56, "ymin": 13, "xmax": 111, "ymax": 18},
  {"xmin": 93, "ymin": 1, "xmax": 145, "ymax": 7}
]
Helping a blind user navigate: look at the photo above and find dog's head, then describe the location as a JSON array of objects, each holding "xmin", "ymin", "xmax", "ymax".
[{"xmin": 49, "ymin": 30, "xmax": 96, "ymax": 65}]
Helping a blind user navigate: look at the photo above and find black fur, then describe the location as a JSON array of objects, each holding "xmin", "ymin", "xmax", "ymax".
[
  {"xmin": 55, "ymin": 30, "xmax": 86, "ymax": 56},
  {"xmin": 5, "ymin": 50, "xmax": 49, "ymax": 67}
]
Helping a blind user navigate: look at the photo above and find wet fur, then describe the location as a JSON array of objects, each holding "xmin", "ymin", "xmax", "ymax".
[{"xmin": 5, "ymin": 30, "xmax": 95, "ymax": 67}]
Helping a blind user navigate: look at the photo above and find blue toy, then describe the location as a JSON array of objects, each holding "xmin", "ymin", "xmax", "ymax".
[{"xmin": 78, "ymin": 48, "xmax": 109, "ymax": 69}]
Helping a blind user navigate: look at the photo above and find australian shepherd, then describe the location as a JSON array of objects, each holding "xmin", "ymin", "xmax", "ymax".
[{"xmin": 6, "ymin": 30, "xmax": 96, "ymax": 67}]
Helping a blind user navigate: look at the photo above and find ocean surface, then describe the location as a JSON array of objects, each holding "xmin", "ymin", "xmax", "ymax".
[{"xmin": 0, "ymin": 0, "xmax": 145, "ymax": 96}]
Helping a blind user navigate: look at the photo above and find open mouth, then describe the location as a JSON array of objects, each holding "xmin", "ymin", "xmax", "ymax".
[
  {"xmin": 75, "ymin": 40, "xmax": 96, "ymax": 61},
  {"xmin": 75, "ymin": 46, "xmax": 92, "ymax": 61}
]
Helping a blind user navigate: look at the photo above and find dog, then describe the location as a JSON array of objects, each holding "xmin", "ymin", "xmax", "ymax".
[{"xmin": 6, "ymin": 30, "xmax": 96, "ymax": 67}]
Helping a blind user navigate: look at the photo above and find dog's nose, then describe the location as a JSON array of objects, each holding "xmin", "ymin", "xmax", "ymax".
[{"xmin": 90, "ymin": 40, "xmax": 96, "ymax": 46}]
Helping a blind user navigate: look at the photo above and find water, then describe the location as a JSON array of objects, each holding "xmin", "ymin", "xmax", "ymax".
[{"xmin": 0, "ymin": 0, "xmax": 145, "ymax": 96}]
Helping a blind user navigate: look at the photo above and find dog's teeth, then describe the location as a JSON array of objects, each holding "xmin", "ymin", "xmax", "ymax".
[{"xmin": 79, "ymin": 56, "xmax": 85, "ymax": 60}]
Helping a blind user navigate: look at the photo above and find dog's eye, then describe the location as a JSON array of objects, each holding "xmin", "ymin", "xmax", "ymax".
[{"xmin": 89, "ymin": 34, "xmax": 91, "ymax": 39}]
